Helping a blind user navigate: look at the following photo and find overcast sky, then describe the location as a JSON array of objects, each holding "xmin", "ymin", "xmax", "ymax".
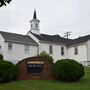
[{"xmin": 0, "ymin": 0, "xmax": 90, "ymax": 38}]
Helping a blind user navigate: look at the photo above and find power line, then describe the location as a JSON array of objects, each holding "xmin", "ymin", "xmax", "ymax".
[{"xmin": 64, "ymin": 32, "xmax": 71, "ymax": 39}]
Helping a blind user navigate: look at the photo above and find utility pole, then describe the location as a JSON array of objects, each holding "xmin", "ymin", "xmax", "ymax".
[{"xmin": 64, "ymin": 32, "xmax": 71, "ymax": 39}]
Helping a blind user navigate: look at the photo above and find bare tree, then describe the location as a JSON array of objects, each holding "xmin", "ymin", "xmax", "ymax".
[{"xmin": 0, "ymin": 0, "xmax": 12, "ymax": 7}]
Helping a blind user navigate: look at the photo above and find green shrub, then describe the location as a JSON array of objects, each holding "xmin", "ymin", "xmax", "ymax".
[
  {"xmin": 0, "ymin": 54, "xmax": 3, "ymax": 60},
  {"xmin": 53, "ymin": 59, "xmax": 85, "ymax": 82},
  {"xmin": 0, "ymin": 60, "xmax": 18, "ymax": 83},
  {"xmin": 38, "ymin": 51, "xmax": 53, "ymax": 62},
  {"xmin": 13, "ymin": 65, "xmax": 19, "ymax": 80}
]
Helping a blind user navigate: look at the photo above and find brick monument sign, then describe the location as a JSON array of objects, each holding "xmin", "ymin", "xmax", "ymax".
[{"xmin": 17, "ymin": 57, "xmax": 55, "ymax": 80}]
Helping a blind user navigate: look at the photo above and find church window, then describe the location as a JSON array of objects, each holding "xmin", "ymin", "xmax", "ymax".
[
  {"xmin": 61, "ymin": 47, "xmax": 64, "ymax": 55},
  {"xmin": 74, "ymin": 47, "xmax": 78, "ymax": 55},
  {"xmin": 49, "ymin": 45, "xmax": 53, "ymax": 54},
  {"xmin": 8, "ymin": 43, "xmax": 12, "ymax": 51},
  {"xmin": 25, "ymin": 45, "xmax": 29, "ymax": 54}
]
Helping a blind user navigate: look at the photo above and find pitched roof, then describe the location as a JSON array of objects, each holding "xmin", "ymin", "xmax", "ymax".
[
  {"xmin": 0, "ymin": 31, "xmax": 38, "ymax": 45},
  {"xmin": 0, "ymin": 31, "xmax": 90, "ymax": 46},
  {"xmin": 32, "ymin": 33, "xmax": 90, "ymax": 46},
  {"xmin": 69, "ymin": 35, "xmax": 90, "ymax": 46},
  {"xmin": 32, "ymin": 33, "xmax": 72, "ymax": 45}
]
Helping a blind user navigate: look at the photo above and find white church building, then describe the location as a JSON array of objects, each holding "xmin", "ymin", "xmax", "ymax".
[{"xmin": 0, "ymin": 10, "xmax": 90, "ymax": 65}]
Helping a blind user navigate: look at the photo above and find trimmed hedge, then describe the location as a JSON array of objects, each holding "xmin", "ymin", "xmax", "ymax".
[
  {"xmin": 53, "ymin": 59, "xmax": 85, "ymax": 82},
  {"xmin": 0, "ymin": 60, "xmax": 18, "ymax": 83}
]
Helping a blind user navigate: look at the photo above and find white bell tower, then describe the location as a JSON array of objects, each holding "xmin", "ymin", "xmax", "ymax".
[{"xmin": 30, "ymin": 10, "xmax": 40, "ymax": 35}]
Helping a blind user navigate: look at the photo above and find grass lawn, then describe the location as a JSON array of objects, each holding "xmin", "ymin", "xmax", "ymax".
[{"xmin": 0, "ymin": 67, "xmax": 90, "ymax": 90}]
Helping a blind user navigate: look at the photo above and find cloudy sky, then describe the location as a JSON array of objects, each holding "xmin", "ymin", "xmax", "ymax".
[{"xmin": 0, "ymin": 0, "xmax": 90, "ymax": 38}]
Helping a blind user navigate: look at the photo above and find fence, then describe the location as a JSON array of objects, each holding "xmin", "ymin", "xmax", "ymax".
[{"xmin": 80, "ymin": 61, "xmax": 90, "ymax": 66}]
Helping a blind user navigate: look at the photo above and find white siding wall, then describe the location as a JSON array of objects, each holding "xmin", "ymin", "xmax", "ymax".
[
  {"xmin": 87, "ymin": 40, "xmax": 90, "ymax": 61},
  {"xmin": 2, "ymin": 42, "xmax": 38, "ymax": 64},
  {"xmin": 67, "ymin": 44, "xmax": 87, "ymax": 64},
  {"xmin": 0, "ymin": 34, "xmax": 5, "ymax": 55},
  {"xmin": 1, "ymin": 32, "xmax": 89, "ymax": 65},
  {"xmin": 39, "ymin": 43, "xmax": 67, "ymax": 62}
]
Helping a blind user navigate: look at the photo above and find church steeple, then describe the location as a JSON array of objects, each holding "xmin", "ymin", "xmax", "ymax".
[
  {"xmin": 29, "ymin": 10, "xmax": 40, "ymax": 35},
  {"xmin": 33, "ymin": 10, "xmax": 37, "ymax": 19}
]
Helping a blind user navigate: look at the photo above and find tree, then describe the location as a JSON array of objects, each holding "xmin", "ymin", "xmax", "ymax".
[
  {"xmin": 38, "ymin": 51, "xmax": 54, "ymax": 62},
  {"xmin": 0, "ymin": 0, "xmax": 12, "ymax": 7}
]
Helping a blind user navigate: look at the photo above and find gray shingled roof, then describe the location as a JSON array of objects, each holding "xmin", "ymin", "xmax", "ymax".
[
  {"xmin": 69, "ymin": 35, "xmax": 90, "ymax": 46},
  {"xmin": 32, "ymin": 33, "xmax": 72, "ymax": 45},
  {"xmin": 32, "ymin": 33, "xmax": 90, "ymax": 46},
  {"xmin": 0, "ymin": 31, "xmax": 90, "ymax": 46},
  {"xmin": 0, "ymin": 31, "xmax": 38, "ymax": 45}
]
